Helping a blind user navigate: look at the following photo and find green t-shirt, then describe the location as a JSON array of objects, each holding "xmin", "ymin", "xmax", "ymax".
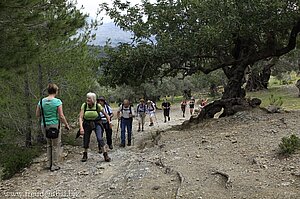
[
  {"xmin": 81, "ymin": 103, "xmax": 103, "ymax": 120},
  {"xmin": 38, "ymin": 98, "xmax": 62, "ymax": 125}
]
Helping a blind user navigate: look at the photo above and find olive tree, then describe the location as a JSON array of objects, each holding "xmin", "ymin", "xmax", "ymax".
[{"xmin": 100, "ymin": 0, "xmax": 300, "ymax": 119}]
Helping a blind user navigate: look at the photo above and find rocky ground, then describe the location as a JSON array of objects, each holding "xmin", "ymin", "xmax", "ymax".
[{"xmin": 1, "ymin": 104, "xmax": 300, "ymax": 199}]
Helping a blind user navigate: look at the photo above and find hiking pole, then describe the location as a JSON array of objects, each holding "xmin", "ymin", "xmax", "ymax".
[
  {"xmin": 115, "ymin": 119, "xmax": 120, "ymax": 145},
  {"xmin": 50, "ymin": 142, "xmax": 52, "ymax": 170},
  {"xmin": 154, "ymin": 112, "xmax": 160, "ymax": 129},
  {"xmin": 131, "ymin": 118, "xmax": 134, "ymax": 146}
]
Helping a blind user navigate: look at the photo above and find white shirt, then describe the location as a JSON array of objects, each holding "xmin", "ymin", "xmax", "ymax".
[
  {"xmin": 99, "ymin": 104, "xmax": 113, "ymax": 123},
  {"xmin": 118, "ymin": 104, "xmax": 135, "ymax": 118}
]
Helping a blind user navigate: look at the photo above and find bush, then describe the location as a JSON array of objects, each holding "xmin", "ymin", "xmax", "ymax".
[
  {"xmin": 279, "ymin": 134, "xmax": 300, "ymax": 155},
  {"xmin": 269, "ymin": 94, "xmax": 283, "ymax": 107},
  {"xmin": 0, "ymin": 144, "xmax": 41, "ymax": 180},
  {"xmin": 61, "ymin": 132, "xmax": 82, "ymax": 146}
]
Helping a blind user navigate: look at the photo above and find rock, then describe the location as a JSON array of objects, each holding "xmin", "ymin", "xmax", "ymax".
[
  {"xmin": 109, "ymin": 185, "xmax": 117, "ymax": 190},
  {"xmin": 281, "ymin": 182, "xmax": 291, "ymax": 186},
  {"xmin": 77, "ymin": 170, "xmax": 89, "ymax": 175},
  {"xmin": 152, "ymin": 185, "xmax": 161, "ymax": 190}
]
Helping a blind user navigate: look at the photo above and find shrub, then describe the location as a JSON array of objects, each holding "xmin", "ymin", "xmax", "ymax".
[
  {"xmin": 61, "ymin": 132, "xmax": 81, "ymax": 146},
  {"xmin": 1, "ymin": 145, "xmax": 41, "ymax": 180},
  {"xmin": 279, "ymin": 134, "xmax": 300, "ymax": 155},
  {"xmin": 269, "ymin": 94, "xmax": 283, "ymax": 107}
]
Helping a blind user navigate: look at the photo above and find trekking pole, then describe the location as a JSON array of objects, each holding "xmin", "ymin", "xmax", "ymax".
[
  {"xmin": 50, "ymin": 142, "xmax": 52, "ymax": 170},
  {"xmin": 131, "ymin": 118, "xmax": 134, "ymax": 146},
  {"xmin": 115, "ymin": 119, "xmax": 120, "ymax": 145}
]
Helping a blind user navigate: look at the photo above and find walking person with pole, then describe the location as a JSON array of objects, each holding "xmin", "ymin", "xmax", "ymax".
[
  {"xmin": 146, "ymin": 100, "xmax": 156, "ymax": 126},
  {"xmin": 137, "ymin": 98, "xmax": 146, "ymax": 132},
  {"xmin": 78, "ymin": 92, "xmax": 112, "ymax": 162},
  {"xmin": 36, "ymin": 83, "xmax": 70, "ymax": 171},
  {"xmin": 97, "ymin": 96, "xmax": 114, "ymax": 150},
  {"xmin": 117, "ymin": 99, "xmax": 135, "ymax": 147}
]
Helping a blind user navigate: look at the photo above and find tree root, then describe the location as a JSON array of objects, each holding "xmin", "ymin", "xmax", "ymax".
[
  {"xmin": 153, "ymin": 157, "xmax": 184, "ymax": 199},
  {"xmin": 175, "ymin": 170, "xmax": 184, "ymax": 199},
  {"xmin": 211, "ymin": 170, "xmax": 232, "ymax": 189}
]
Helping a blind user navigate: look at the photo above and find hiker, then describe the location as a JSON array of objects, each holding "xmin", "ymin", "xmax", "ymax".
[
  {"xmin": 161, "ymin": 98, "xmax": 171, "ymax": 122},
  {"xmin": 117, "ymin": 99, "xmax": 135, "ymax": 147},
  {"xmin": 146, "ymin": 100, "xmax": 156, "ymax": 126},
  {"xmin": 180, "ymin": 99, "xmax": 187, "ymax": 117},
  {"xmin": 97, "ymin": 96, "xmax": 114, "ymax": 150},
  {"xmin": 79, "ymin": 92, "xmax": 112, "ymax": 162},
  {"xmin": 136, "ymin": 98, "xmax": 147, "ymax": 132},
  {"xmin": 198, "ymin": 98, "xmax": 208, "ymax": 112},
  {"xmin": 189, "ymin": 97, "xmax": 195, "ymax": 115},
  {"xmin": 36, "ymin": 83, "xmax": 70, "ymax": 171}
]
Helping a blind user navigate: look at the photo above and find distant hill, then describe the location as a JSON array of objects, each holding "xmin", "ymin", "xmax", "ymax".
[{"xmin": 91, "ymin": 22, "xmax": 134, "ymax": 46}]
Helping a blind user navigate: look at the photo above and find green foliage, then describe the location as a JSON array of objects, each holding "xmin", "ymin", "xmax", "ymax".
[
  {"xmin": 61, "ymin": 132, "xmax": 82, "ymax": 146},
  {"xmin": 0, "ymin": 144, "xmax": 41, "ymax": 180},
  {"xmin": 0, "ymin": 0, "xmax": 101, "ymax": 179},
  {"xmin": 268, "ymin": 94, "xmax": 283, "ymax": 107},
  {"xmin": 99, "ymin": 0, "xmax": 300, "ymax": 87},
  {"xmin": 99, "ymin": 0, "xmax": 300, "ymax": 102},
  {"xmin": 279, "ymin": 134, "xmax": 300, "ymax": 155}
]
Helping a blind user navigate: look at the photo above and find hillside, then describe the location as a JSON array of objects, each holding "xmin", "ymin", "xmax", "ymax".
[
  {"xmin": 91, "ymin": 22, "xmax": 133, "ymax": 46},
  {"xmin": 1, "ymin": 103, "xmax": 300, "ymax": 199}
]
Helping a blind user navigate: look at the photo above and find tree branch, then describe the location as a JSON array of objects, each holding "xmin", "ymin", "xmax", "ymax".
[{"xmin": 257, "ymin": 18, "xmax": 300, "ymax": 61}]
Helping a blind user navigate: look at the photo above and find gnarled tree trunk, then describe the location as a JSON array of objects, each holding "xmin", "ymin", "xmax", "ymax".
[
  {"xmin": 192, "ymin": 63, "xmax": 261, "ymax": 123},
  {"xmin": 246, "ymin": 63, "xmax": 274, "ymax": 91}
]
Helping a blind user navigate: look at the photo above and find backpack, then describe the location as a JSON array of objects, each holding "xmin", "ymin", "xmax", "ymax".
[
  {"xmin": 83, "ymin": 103, "xmax": 102, "ymax": 120},
  {"xmin": 121, "ymin": 104, "xmax": 132, "ymax": 114},
  {"xmin": 137, "ymin": 104, "xmax": 146, "ymax": 113},
  {"xmin": 147, "ymin": 102, "xmax": 155, "ymax": 111},
  {"xmin": 100, "ymin": 104, "xmax": 112, "ymax": 120}
]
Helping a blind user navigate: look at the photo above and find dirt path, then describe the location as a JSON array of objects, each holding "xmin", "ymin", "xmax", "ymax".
[
  {"xmin": 0, "ymin": 104, "xmax": 190, "ymax": 199},
  {"xmin": 1, "ymin": 104, "xmax": 300, "ymax": 199}
]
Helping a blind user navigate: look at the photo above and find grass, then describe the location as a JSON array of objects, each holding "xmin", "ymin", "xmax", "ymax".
[{"xmin": 246, "ymin": 84, "xmax": 300, "ymax": 110}]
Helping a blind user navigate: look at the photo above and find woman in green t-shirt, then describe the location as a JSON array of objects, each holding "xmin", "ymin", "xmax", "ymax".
[{"xmin": 36, "ymin": 83, "xmax": 70, "ymax": 172}]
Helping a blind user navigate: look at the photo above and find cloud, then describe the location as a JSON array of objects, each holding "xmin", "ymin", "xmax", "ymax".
[{"xmin": 76, "ymin": 0, "xmax": 145, "ymax": 23}]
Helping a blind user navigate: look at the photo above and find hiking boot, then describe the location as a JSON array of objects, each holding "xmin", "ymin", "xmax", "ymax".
[
  {"xmin": 137, "ymin": 128, "xmax": 141, "ymax": 132},
  {"xmin": 103, "ymin": 152, "xmax": 111, "ymax": 162},
  {"xmin": 142, "ymin": 128, "xmax": 144, "ymax": 132},
  {"xmin": 164, "ymin": 120, "xmax": 166, "ymax": 123},
  {"xmin": 119, "ymin": 143, "xmax": 125, "ymax": 147},
  {"xmin": 98, "ymin": 148, "xmax": 103, "ymax": 154},
  {"xmin": 50, "ymin": 165, "xmax": 60, "ymax": 172},
  {"xmin": 127, "ymin": 140, "xmax": 131, "ymax": 146},
  {"xmin": 109, "ymin": 145, "xmax": 113, "ymax": 150},
  {"xmin": 168, "ymin": 117, "xmax": 170, "ymax": 121},
  {"xmin": 149, "ymin": 123, "xmax": 154, "ymax": 126},
  {"xmin": 81, "ymin": 152, "xmax": 88, "ymax": 162}
]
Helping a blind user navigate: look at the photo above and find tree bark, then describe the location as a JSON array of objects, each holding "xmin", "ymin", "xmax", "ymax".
[
  {"xmin": 25, "ymin": 66, "xmax": 32, "ymax": 147},
  {"xmin": 192, "ymin": 63, "xmax": 260, "ymax": 122},
  {"xmin": 222, "ymin": 63, "xmax": 248, "ymax": 99},
  {"xmin": 246, "ymin": 63, "xmax": 273, "ymax": 91},
  {"xmin": 37, "ymin": 64, "xmax": 46, "ymax": 144}
]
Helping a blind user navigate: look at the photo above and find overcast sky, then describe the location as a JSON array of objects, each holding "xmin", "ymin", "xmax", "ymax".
[{"xmin": 76, "ymin": 0, "xmax": 147, "ymax": 23}]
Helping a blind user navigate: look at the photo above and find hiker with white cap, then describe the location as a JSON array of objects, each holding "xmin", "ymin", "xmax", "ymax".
[
  {"xmin": 137, "ymin": 98, "xmax": 147, "ymax": 132},
  {"xmin": 146, "ymin": 100, "xmax": 156, "ymax": 126}
]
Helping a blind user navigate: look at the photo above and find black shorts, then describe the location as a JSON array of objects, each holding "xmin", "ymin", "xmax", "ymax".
[{"xmin": 163, "ymin": 109, "xmax": 170, "ymax": 116}]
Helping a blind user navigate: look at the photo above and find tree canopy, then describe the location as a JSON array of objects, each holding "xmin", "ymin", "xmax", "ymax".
[
  {"xmin": 0, "ymin": 0, "xmax": 101, "ymax": 147},
  {"xmin": 100, "ymin": 0, "xmax": 300, "ymax": 101}
]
